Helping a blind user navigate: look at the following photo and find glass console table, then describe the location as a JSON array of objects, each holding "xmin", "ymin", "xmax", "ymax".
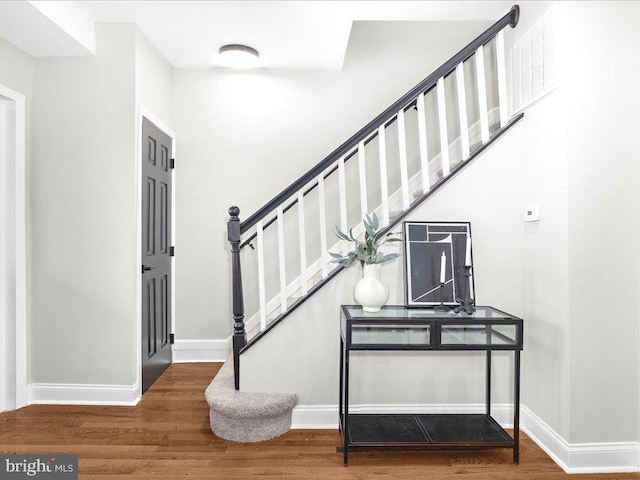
[{"xmin": 339, "ymin": 305, "xmax": 523, "ymax": 466}]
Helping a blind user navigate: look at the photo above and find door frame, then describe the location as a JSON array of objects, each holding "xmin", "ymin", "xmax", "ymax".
[
  {"xmin": 0, "ymin": 84, "xmax": 27, "ymax": 412},
  {"xmin": 135, "ymin": 105, "xmax": 176, "ymax": 399}
]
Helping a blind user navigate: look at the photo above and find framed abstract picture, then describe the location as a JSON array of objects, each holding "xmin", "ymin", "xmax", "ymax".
[{"xmin": 403, "ymin": 221, "xmax": 475, "ymax": 307}]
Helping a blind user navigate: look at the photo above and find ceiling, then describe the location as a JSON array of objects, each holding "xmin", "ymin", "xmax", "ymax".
[{"xmin": 0, "ymin": 1, "xmax": 515, "ymax": 70}]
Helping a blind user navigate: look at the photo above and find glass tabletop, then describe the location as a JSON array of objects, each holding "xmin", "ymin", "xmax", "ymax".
[{"xmin": 342, "ymin": 305, "xmax": 515, "ymax": 320}]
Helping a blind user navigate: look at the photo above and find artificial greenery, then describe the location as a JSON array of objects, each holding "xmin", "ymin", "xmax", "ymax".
[{"xmin": 329, "ymin": 213, "xmax": 402, "ymax": 268}]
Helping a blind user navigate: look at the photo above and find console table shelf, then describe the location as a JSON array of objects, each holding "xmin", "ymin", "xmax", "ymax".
[
  {"xmin": 339, "ymin": 305, "xmax": 523, "ymax": 466},
  {"xmin": 344, "ymin": 413, "xmax": 513, "ymax": 448}
]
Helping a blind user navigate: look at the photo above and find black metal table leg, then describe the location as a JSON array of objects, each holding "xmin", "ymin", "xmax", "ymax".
[
  {"xmin": 514, "ymin": 349, "xmax": 520, "ymax": 464},
  {"xmin": 339, "ymin": 336, "xmax": 344, "ymax": 434},
  {"xmin": 486, "ymin": 350, "xmax": 492, "ymax": 415},
  {"xmin": 343, "ymin": 340, "xmax": 350, "ymax": 466},
  {"xmin": 342, "ymin": 342, "xmax": 349, "ymax": 467}
]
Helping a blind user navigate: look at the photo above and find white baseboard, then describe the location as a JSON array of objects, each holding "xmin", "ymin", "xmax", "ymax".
[
  {"xmin": 28, "ymin": 383, "xmax": 140, "ymax": 406},
  {"xmin": 172, "ymin": 338, "xmax": 231, "ymax": 363},
  {"xmin": 292, "ymin": 403, "xmax": 640, "ymax": 473},
  {"xmin": 521, "ymin": 406, "xmax": 640, "ymax": 474},
  {"xmin": 292, "ymin": 405, "xmax": 338, "ymax": 429}
]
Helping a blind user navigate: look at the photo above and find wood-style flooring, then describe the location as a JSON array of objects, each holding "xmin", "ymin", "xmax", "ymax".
[{"xmin": 0, "ymin": 363, "xmax": 638, "ymax": 479}]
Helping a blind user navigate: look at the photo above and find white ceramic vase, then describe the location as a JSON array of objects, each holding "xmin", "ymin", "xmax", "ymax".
[{"xmin": 354, "ymin": 263, "xmax": 389, "ymax": 313}]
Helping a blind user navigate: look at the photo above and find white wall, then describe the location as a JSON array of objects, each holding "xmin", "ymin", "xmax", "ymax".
[
  {"xmin": 504, "ymin": 0, "xmax": 640, "ymax": 451},
  {"xmin": 30, "ymin": 24, "xmax": 137, "ymax": 386},
  {"xmin": 0, "ymin": 36, "xmax": 35, "ymax": 97},
  {"xmin": 520, "ymin": 89, "xmax": 571, "ymax": 440},
  {"xmin": 135, "ymin": 28, "xmax": 173, "ymax": 126},
  {"xmin": 564, "ymin": 1, "xmax": 640, "ymax": 444},
  {"xmin": 172, "ymin": 20, "xmax": 492, "ymax": 341},
  {"xmin": 506, "ymin": 1, "xmax": 573, "ymax": 442},
  {"xmin": 515, "ymin": 0, "xmax": 640, "ymax": 447}
]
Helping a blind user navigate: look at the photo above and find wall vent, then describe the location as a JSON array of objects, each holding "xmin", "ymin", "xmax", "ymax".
[{"xmin": 511, "ymin": 7, "xmax": 557, "ymax": 113}]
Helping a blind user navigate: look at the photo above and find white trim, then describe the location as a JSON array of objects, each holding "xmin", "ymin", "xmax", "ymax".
[
  {"xmin": 475, "ymin": 45, "xmax": 490, "ymax": 143},
  {"xmin": 495, "ymin": 30, "xmax": 509, "ymax": 127},
  {"xmin": 256, "ymin": 220, "xmax": 267, "ymax": 330},
  {"xmin": 377, "ymin": 125, "xmax": 390, "ymax": 224},
  {"xmin": 135, "ymin": 105, "xmax": 176, "ymax": 400},
  {"xmin": 396, "ymin": 109, "xmax": 410, "ymax": 210},
  {"xmin": 436, "ymin": 78, "xmax": 450, "ymax": 176},
  {"xmin": 297, "ymin": 190, "xmax": 308, "ymax": 295},
  {"xmin": 356, "ymin": 140, "xmax": 367, "ymax": 218},
  {"xmin": 172, "ymin": 338, "xmax": 231, "ymax": 363},
  {"xmin": 521, "ymin": 406, "xmax": 640, "ymax": 474},
  {"xmin": 276, "ymin": 204, "xmax": 287, "ymax": 314},
  {"xmin": 0, "ymin": 84, "xmax": 27, "ymax": 412},
  {"xmin": 291, "ymin": 405, "xmax": 338, "ymax": 429},
  {"xmin": 28, "ymin": 383, "xmax": 140, "ymax": 406},
  {"xmin": 317, "ymin": 171, "xmax": 328, "ymax": 279}
]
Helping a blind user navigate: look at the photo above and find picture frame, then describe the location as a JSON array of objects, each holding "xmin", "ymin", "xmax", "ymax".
[{"xmin": 403, "ymin": 221, "xmax": 475, "ymax": 307}]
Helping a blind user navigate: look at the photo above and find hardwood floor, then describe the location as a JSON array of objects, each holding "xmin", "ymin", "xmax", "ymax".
[{"xmin": 1, "ymin": 363, "xmax": 638, "ymax": 479}]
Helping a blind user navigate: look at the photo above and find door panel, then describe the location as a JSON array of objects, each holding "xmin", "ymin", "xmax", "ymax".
[{"xmin": 141, "ymin": 118, "xmax": 172, "ymax": 393}]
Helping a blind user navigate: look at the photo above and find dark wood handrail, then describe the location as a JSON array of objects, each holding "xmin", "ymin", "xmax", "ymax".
[{"xmin": 238, "ymin": 4, "xmax": 519, "ymax": 235}]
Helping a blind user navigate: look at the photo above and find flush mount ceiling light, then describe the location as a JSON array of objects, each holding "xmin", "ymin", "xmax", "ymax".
[{"xmin": 218, "ymin": 44, "xmax": 260, "ymax": 69}]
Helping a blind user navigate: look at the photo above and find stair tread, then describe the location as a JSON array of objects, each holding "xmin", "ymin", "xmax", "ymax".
[{"xmin": 205, "ymin": 358, "xmax": 297, "ymax": 418}]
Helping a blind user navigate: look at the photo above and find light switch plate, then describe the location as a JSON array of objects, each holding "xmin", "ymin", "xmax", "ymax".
[{"xmin": 524, "ymin": 204, "xmax": 540, "ymax": 222}]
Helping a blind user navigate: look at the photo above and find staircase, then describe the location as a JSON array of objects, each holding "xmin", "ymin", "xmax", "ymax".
[{"xmin": 212, "ymin": 5, "xmax": 523, "ymax": 441}]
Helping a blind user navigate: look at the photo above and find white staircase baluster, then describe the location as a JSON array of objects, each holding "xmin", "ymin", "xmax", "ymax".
[
  {"xmin": 496, "ymin": 30, "xmax": 509, "ymax": 128},
  {"xmin": 317, "ymin": 172, "xmax": 329, "ymax": 279},
  {"xmin": 397, "ymin": 109, "xmax": 410, "ymax": 210},
  {"xmin": 416, "ymin": 93, "xmax": 430, "ymax": 194},
  {"xmin": 377, "ymin": 125, "xmax": 390, "ymax": 225},
  {"xmin": 297, "ymin": 191, "xmax": 308, "ymax": 295},
  {"xmin": 277, "ymin": 205, "xmax": 287, "ymax": 314},
  {"xmin": 256, "ymin": 220, "xmax": 267, "ymax": 331},
  {"xmin": 436, "ymin": 78, "xmax": 450, "ymax": 177},
  {"xmin": 358, "ymin": 140, "xmax": 368, "ymax": 218},
  {"xmin": 455, "ymin": 63, "xmax": 471, "ymax": 160},
  {"xmin": 475, "ymin": 45, "xmax": 490, "ymax": 143},
  {"xmin": 338, "ymin": 157, "xmax": 348, "ymax": 234}
]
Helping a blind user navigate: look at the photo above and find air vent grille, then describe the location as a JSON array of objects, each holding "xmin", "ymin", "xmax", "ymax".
[{"xmin": 511, "ymin": 7, "xmax": 557, "ymax": 113}]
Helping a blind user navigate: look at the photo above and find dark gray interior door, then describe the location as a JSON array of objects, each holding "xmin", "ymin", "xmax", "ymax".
[{"xmin": 141, "ymin": 117, "xmax": 172, "ymax": 393}]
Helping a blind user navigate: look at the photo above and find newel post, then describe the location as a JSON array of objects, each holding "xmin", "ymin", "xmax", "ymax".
[{"xmin": 228, "ymin": 206, "xmax": 246, "ymax": 390}]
